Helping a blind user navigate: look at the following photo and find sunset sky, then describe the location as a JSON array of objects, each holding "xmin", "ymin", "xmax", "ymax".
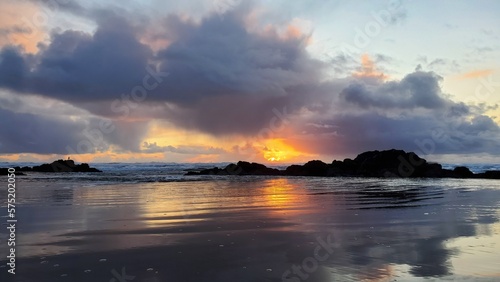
[{"xmin": 0, "ymin": 0, "xmax": 499, "ymax": 164}]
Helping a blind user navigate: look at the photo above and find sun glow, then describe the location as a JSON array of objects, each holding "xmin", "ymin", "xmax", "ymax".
[
  {"xmin": 265, "ymin": 150, "xmax": 287, "ymax": 162},
  {"xmin": 263, "ymin": 139, "xmax": 301, "ymax": 162}
]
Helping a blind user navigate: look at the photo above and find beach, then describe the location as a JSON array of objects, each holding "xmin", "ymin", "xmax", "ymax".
[
  {"xmin": 1, "ymin": 167, "xmax": 500, "ymax": 282},
  {"xmin": 2, "ymin": 1, "xmax": 500, "ymax": 281}
]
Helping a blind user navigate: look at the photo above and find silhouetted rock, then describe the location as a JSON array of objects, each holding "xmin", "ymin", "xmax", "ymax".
[
  {"xmin": 304, "ymin": 160, "xmax": 331, "ymax": 176},
  {"xmin": 453, "ymin": 166, "xmax": 474, "ymax": 178},
  {"xmin": 186, "ymin": 161, "xmax": 280, "ymax": 176},
  {"xmin": 0, "ymin": 160, "xmax": 102, "ymax": 173},
  {"xmin": 235, "ymin": 161, "xmax": 281, "ymax": 175},
  {"xmin": 421, "ymin": 163, "xmax": 443, "ymax": 178},
  {"xmin": 0, "ymin": 168, "xmax": 25, "ymax": 176},
  {"xmin": 185, "ymin": 149, "xmax": 500, "ymax": 180},
  {"xmin": 284, "ymin": 165, "xmax": 305, "ymax": 176},
  {"xmin": 476, "ymin": 170, "xmax": 500, "ymax": 179},
  {"xmin": 351, "ymin": 149, "xmax": 428, "ymax": 177}
]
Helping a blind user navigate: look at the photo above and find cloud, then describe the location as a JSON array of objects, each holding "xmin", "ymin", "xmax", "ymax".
[
  {"xmin": 0, "ymin": 13, "xmax": 153, "ymax": 103},
  {"xmin": 152, "ymin": 11, "xmax": 321, "ymax": 101},
  {"xmin": 415, "ymin": 57, "xmax": 460, "ymax": 75},
  {"xmin": 0, "ymin": 0, "xmax": 45, "ymax": 53},
  {"xmin": 0, "ymin": 107, "xmax": 89, "ymax": 154},
  {"xmin": 142, "ymin": 142, "xmax": 226, "ymax": 155},
  {"xmin": 352, "ymin": 54, "xmax": 388, "ymax": 80},
  {"xmin": 290, "ymin": 70, "xmax": 500, "ymax": 157},
  {"xmin": 0, "ymin": 5, "xmax": 327, "ymax": 138},
  {"xmin": 297, "ymin": 112, "xmax": 499, "ymax": 156},
  {"xmin": 0, "ymin": 26, "xmax": 33, "ymax": 37},
  {"xmin": 458, "ymin": 69, "xmax": 494, "ymax": 79},
  {"xmin": 0, "ymin": 90, "xmax": 150, "ymax": 154},
  {"xmin": 0, "ymin": 1, "xmax": 499, "ymax": 159},
  {"xmin": 0, "ymin": 107, "xmax": 150, "ymax": 155},
  {"xmin": 341, "ymin": 71, "xmax": 447, "ymax": 110}
]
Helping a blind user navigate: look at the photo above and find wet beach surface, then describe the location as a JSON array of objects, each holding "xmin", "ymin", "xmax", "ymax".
[{"xmin": 1, "ymin": 176, "xmax": 500, "ymax": 281}]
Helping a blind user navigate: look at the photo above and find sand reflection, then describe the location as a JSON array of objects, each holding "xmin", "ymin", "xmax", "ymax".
[{"xmin": 6, "ymin": 177, "xmax": 500, "ymax": 281}]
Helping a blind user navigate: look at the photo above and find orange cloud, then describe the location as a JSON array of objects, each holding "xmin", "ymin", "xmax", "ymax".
[
  {"xmin": 0, "ymin": 1, "xmax": 46, "ymax": 53},
  {"xmin": 458, "ymin": 69, "xmax": 494, "ymax": 79},
  {"xmin": 286, "ymin": 25, "xmax": 302, "ymax": 39},
  {"xmin": 249, "ymin": 16, "xmax": 312, "ymax": 45},
  {"xmin": 353, "ymin": 54, "xmax": 388, "ymax": 80}
]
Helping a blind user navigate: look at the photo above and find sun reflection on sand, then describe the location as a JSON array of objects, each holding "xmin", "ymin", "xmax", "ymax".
[
  {"xmin": 139, "ymin": 178, "xmax": 308, "ymax": 227},
  {"xmin": 261, "ymin": 178, "xmax": 303, "ymax": 211},
  {"xmin": 10, "ymin": 177, "xmax": 500, "ymax": 281}
]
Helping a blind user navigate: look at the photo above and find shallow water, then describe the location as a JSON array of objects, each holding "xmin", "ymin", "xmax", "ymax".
[{"xmin": 1, "ymin": 176, "xmax": 500, "ymax": 281}]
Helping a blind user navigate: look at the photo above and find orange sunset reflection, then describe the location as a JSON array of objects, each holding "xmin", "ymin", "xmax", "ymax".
[
  {"xmin": 262, "ymin": 178, "xmax": 299, "ymax": 207},
  {"xmin": 136, "ymin": 178, "xmax": 311, "ymax": 230}
]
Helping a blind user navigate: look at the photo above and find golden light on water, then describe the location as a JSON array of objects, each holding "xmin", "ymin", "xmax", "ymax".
[{"xmin": 263, "ymin": 179, "xmax": 296, "ymax": 207}]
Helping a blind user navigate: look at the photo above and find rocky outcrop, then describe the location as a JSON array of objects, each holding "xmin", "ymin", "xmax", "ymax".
[
  {"xmin": 186, "ymin": 161, "xmax": 281, "ymax": 176},
  {"xmin": 0, "ymin": 168, "xmax": 25, "ymax": 175},
  {"xmin": 476, "ymin": 170, "xmax": 500, "ymax": 179},
  {"xmin": 1, "ymin": 160, "xmax": 101, "ymax": 174},
  {"xmin": 186, "ymin": 149, "xmax": 500, "ymax": 179},
  {"xmin": 285, "ymin": 160, "xmax": 331, "ymax": 176}
]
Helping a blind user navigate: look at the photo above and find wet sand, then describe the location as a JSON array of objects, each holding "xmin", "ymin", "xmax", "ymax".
[{"xmin": 1, "ymin": 177, "xmax": 500, "ymax": 281}]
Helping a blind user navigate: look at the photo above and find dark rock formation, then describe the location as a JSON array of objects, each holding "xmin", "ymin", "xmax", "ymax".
[
  {"xmin": 285, "ymin": 160, "xmax": 330, "ymax": 176},
  {"xmin": 1, "ymin": 160, "xmax": 101, "ymax": 174},
  {"xmin": 186, "ymin": 149, "xmax": 500, "ymax": 180},
  {"xmin": 0, "ymin": 168, "xmax": 25, "ymax": 176},
  {"xmin": 186, "ymin": 161, "xmax": 281, "ymax": 176},
  {"xmin": 453, "ymin": 166, "xmax": 474, "ymax": 178},
  {"xmin": 476, "ymin": 171, "xmax": 500, "ymax": 179}
]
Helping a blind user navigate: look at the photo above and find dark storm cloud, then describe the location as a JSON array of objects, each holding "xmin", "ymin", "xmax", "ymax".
[
  {"xmin": 294, "ymin": 111, "xmax": 500, "ymax": 157},
  {"xmin": 341, "ymin": 71, "xmax": 447, "ymax": 110},
  {"xmin": 0, "ymin": 6, "xmax": 325, "ymax": 137},
  {"xmin": 0, "ymin": 110, "xmax": 150, "ymax": 155},
  {"xmin": 0, "ymin": 107, "xmax": 89, "ymax": 154},
  {"xmin": 0, "ymin": 91, "xmax": 150, "ymax": 154},
  {"xmin": 294, "ymin": 70, "xmax": 500, "ymax": 156},
  {"xmin": 0, "ymin": 47, "xmax": 31, "ymax": 91},
  {"xmin": 0, "ymin": 14, "xmax": 152, "ymax": 102},
  {"xmin": 154, "ymin": 12, "xmax": 321, "ymax": 103},
  {"xmin": 145, "ymin": 10, "xmax": 327, "ymax": 135},
  {"xmin": 99, "ymin": 120, "xmax": 150, "ymax": 152}
]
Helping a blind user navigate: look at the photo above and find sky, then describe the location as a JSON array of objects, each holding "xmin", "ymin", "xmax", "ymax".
[{"xmin": 0, "ymin": 0, "xmax": 499, "ymax": 164}]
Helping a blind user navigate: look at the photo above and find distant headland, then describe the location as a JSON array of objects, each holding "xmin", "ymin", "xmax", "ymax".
[
  {"xmin": 186, "ymin": 149, "xmax": 500, "ymax": 179},
  {"xmin": 0, "ymin": 159, "xmax": 101, "ymax": 175}
]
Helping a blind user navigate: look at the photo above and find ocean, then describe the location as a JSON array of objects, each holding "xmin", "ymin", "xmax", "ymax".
[{"xmin": 1, "ymin": 163, "xmax": 500, "ymax": 281}]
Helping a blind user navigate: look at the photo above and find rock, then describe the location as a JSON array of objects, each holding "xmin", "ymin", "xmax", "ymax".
[
  {"xmin": 284, "ymin": 164, "xmax": 305, "ymax": 176},
  {"xmin": 421, "ymin": 163, "xmax": 443, "ymax": 178},
  {"xmin": 1, "ymin": 160, "xmax": 101, "ymax": 174},
  {"xmin": 0, "ymin": 168, "xmax": 25, "ymax": 175},
  {"xmin": 286, "ymin": 160, "xmax": 330, "ymax": 176},
  {"xmin": 186, "ymin": 161, "xmax": 280, "ymax": 176},
  {"xmin": 235, "ymin": 161, "xmax": 265, "ymax": 175},
  {"xmin": 476, "ymin": 170, "xmax": 500, "ymax": 179},
  {"xmin": 453, "ymin": 166, "xmax": 474, "ymax": 178},
  {"xmin": 353, "ymin": 149, "xmax": 428, "ymax": 177},
  {"xmin": 30, "ymin": 160, "xmax": 101, "ymax": 173},
  {"xmin": 303, "ymin": 160, "xmax": 331, "ymax": 176},
  {"xmin": 184, "ymin": 149, "xmax": 499, "ymax": 180}
]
